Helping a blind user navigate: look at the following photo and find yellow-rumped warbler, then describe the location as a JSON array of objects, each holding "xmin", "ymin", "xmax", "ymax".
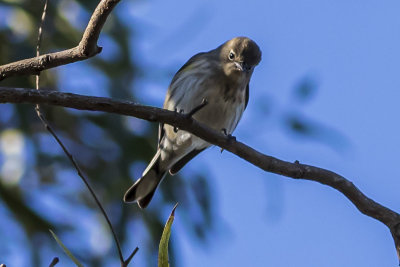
[{"xmin": 124, "ymin": 37, "xmax": 261, "ymax": 208}]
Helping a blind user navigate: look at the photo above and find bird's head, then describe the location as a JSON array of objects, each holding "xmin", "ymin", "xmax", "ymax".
[{"xmin": 219, "ymin": 37, "xmax": 262, "ymax": 81}]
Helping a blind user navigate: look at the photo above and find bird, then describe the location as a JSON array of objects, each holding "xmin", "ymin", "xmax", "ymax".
[{"xmin": 123, "ymin": 37, "xmax": 261, "ymax": 208}]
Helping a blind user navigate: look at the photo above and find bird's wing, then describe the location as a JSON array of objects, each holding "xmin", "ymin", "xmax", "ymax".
[
  {"xmin": 159, "ymin": 52, "xmax": 209, "ymax": 145},
  {"xmin": 245, "ymin": 83, "xmax": 250, "ymax": 110},
  {"xmin": 158, "ymin": 123, "xmax": 164, "ymax": 148},
  {"xmin": 170, "ymin": 52, "xmax": 207, "ymax": 85},
  {"xmin": 169, "ymin": 148, "xmax": 206, "ymax": 175}
]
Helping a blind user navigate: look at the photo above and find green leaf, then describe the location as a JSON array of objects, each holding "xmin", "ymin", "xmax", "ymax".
[
  {"xmin": 158, "ymin": 203, "xmax": 178, "ymax": 267},
  {"xmin": 49, "ymin": 229, "xmax": 84, "ymax": 267}
]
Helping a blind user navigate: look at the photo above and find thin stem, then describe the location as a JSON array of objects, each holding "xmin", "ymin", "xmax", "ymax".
[
  {"xmin": 48, "ymin": 257, "xmax": 59, "ymax": 267},
  {"xmin": 187, "ymin": 98, "xmax": 208, "ymax": 117},
  {"xmin": 34, "ymin": 0, "xmax": 125, "ymax": 264},
  {"xmin": 36, "ymin": 112, "xmax": 125, "ymax": 263},
  {"xmin": 123, "ymin": 247, "xmax": 139, "ymax": 267}
]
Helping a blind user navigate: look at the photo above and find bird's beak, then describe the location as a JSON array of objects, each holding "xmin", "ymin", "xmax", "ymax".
[
  {"xmin": 234, "ymin": 62, "xmax": 243, "ymax": 72},
  {"xmin": 234, "ymin": 62, "xmax": 251, "ymax": 73}
]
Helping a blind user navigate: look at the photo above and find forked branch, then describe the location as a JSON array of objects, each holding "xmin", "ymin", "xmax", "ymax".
[{"xmin": 0, "ymin": 0, "xmax": 120, "ymax": 81}]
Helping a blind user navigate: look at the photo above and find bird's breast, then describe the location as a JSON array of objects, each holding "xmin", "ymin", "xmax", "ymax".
[{"xmin": 193, "ymin": 83, "xmax": 246, "ymax": 134}]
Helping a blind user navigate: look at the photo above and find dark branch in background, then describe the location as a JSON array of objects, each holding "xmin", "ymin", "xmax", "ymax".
[
  {"xmin": 48, "ymin": 257, "xmax": 59, "ymax": 267},
  {"xmin": 34, "ymin": 1, "xmax": 65, "ymax": 265},
  {"xmin": 34, "ymin": 109, "xmax": 138, "ymax": 266},
  {"xmin": 31, "ymin": 0, "xmax": 137, "ymax": 266},
  {"xmin": 0, "ymin": 0, "xmax": 121, "ymax": 81},
  {"xmin": 0, "ymin": 86, "xmax": 399, "ymax": 259}
]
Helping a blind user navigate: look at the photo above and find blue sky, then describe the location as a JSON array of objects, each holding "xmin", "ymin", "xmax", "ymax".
[
  {"xmin": 2, "ymin": 0, "xmax": 400, "ymax": 266},
  {"xmin": 119, "ymin": 0, "xmax": 400, "ymax": 266}
]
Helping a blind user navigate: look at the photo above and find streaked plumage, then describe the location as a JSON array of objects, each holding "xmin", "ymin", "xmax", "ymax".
[{"xmin": 124, "ymin": 37, "xmax": 261, "ymax": 208}]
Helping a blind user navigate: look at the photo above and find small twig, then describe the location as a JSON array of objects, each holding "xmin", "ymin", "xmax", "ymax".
[
  {"xmin": 35, "ymin": 11, "xmax": 60, "ymax": 267},
  {"xmin": 36, "ymin": 0, "xmax": 48, "ymax": 66},
  {"xmin": 36, "ymin": 113, "xmax": 125, "ymax": 263},
  {"xmin": 48, "ymin": 257, "xmax": 59, "ymax": 267},
  {"xmin": 33, "ymin": 1, "xmax": 129, "ymax": 265},
  {"xmin": 174, "ymin": 98, "xmax": 208, "ymax": 132},
  {"xmin": 186, "ymin": 98, "xmax": 208, "ymax": 117},
  {"xmin": 35, "ymin": 0, "xmax": 48, "ymax": 107},
  {"xmin": 123, "ymin": 247, "xmax": 139, "ymax": 267}
]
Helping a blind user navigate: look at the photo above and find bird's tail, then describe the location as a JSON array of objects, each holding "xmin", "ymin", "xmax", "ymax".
[{"xmin": 123, "ymin": 150, "xmax": 166, "ymax": 209}]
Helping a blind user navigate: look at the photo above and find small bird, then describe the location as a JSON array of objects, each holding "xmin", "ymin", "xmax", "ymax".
[{"xmin": 124, "ymin": 37, "xmax": 261, "ymax": 208}]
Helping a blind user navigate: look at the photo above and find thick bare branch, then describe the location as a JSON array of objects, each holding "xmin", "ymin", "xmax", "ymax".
[
  {"xmin": 0, "ymin": 86, "xmax": 399, "ymax": 259},
  {"xmin": 0, "ymin": 0, "xmax": 120, "ymax": 81}
]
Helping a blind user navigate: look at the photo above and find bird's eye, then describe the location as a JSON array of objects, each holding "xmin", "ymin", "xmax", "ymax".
[{"xmin": 228, "ymin": 52, "xmax": 235, "ymax": 60}]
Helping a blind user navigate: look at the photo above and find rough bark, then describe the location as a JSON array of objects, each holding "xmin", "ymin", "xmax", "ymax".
[
  {"xmin": 0, "ymin": 0, "xmax": 120, "ymax": 81},
  {"xmin": 0, "ymin": 86, "xmax": 399, "ymax": 259}
]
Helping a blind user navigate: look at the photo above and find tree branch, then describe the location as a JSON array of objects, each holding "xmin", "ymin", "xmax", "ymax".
[
  {"xmin": 1, "ymin": 0, "xmax": 398, "ymax": 262},
  {"xmin": 0, "ymin": 86, "xmax": 399, "ymax": 259},
  {"xmin": 48, "ymin": 257, "xmax": 59, "ymax": 267},
  {"xmin": 0, "ymin": 0, "xmax": 120, "ymax": 81}
]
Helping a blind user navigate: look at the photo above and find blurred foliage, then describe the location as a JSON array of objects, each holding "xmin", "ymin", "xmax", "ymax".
[
  {"xmin": 292, "ymin": 76, "xmax": 318, "ymax": 103},
  {"xmin": 49, "ymin": 229, "xmax": 84, "ymax": 267},
  {"xmin": 0, "ymin": 1, "xmax": 349, "ymax": 266},
  {"xmin": 283, "ymin": 76, "xmax": 350, "ymax": 151},
  {"xmin": 0, "ymin": 0, "xmax": 215, "ymax": 266}
]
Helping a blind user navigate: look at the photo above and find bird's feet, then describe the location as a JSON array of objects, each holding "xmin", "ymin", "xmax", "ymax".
[
  {"xmin": 220, "ymin": 128, "xmax": 236, "ymax": 153},
  {"xmin": 173, "ymin": 108, "xmax": 185, "ymax": 132},
  {"xmin": 221, "ymin": 128, "xmax": 236, "ymax": 142}
]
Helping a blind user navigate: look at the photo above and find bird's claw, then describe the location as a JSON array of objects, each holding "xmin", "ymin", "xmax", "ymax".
[
  {"xmin": 227, "ymin": 134, "xmax": 236, "ymax": 142},
  {"xmin": 173, "ymin": 108, "xmax": 185, "ymax": 132},
  {"xmin": 220, "ymin": 128, "xmax": 236, "ymax": 153},
  {"xmin": 221, "ymin": 128, "xmax": 235, "ymax": 142}
]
